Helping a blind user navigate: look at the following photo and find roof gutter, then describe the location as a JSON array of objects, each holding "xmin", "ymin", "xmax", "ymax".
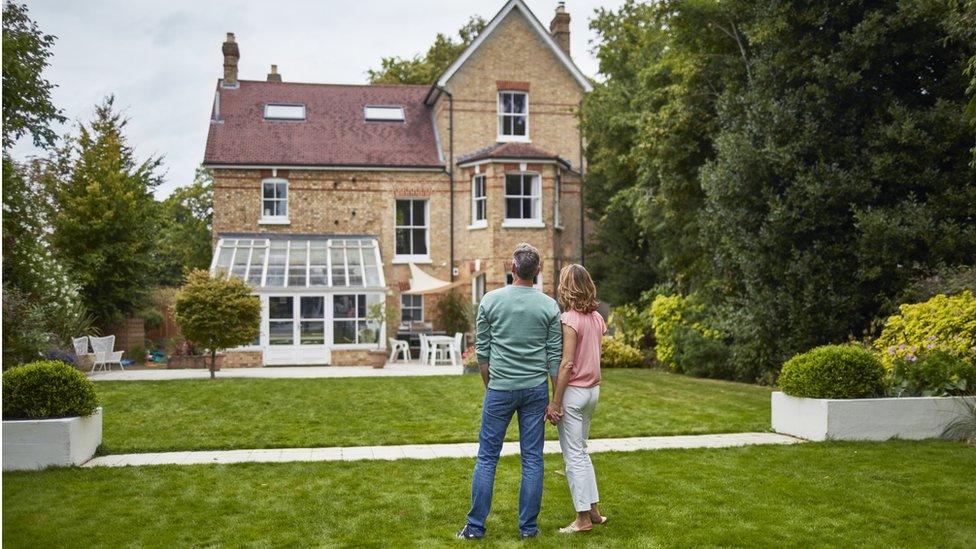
[{"xmin": 433, "ymin": 84, "xmax": 456, "ymax": 282}]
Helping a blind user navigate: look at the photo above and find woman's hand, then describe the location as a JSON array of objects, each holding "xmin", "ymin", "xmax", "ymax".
[{"xmin": 546, "ymin": 402, "xmax": 563, "ymax": 424}]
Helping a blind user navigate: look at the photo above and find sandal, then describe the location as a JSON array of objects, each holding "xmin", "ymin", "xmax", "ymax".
[
  {"xmin": 558, "ymin": 521, "xmax": 593, "ymax": 534},
  {"xmin": 592, "ymin": 515, "xmax": 609, "ymax": 525}
]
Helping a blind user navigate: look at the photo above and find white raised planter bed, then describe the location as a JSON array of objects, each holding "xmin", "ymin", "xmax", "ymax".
[
  {"xmin": 2, "ymin": 407, "xmax": 102, "ymax": 470},
  {"xmin": 772, "ymin": 392, "xmax": 973, "ymax": 441}
]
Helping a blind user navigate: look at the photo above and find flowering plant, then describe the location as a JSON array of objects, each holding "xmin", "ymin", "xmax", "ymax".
[
  {"xmin": 461, "ymin": 346, "xmax": 479, "ymax": 368},
  {"xmin": 890, "ymin": 348, "xmax": 976, "ymax": 397}
]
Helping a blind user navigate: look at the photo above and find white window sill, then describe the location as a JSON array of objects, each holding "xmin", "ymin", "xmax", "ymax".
[
  {"xmin": 467, "ymin": 221, "xmax": 488, "ymax": 230},
  {"xmin": 332, "ymin": 343, "xmax": 382, "ymax": 351},
  {"xmin": 502, "ymin": 219, "xmax": 545, "ymax": 229},
  {"xmin": 497, "ymin": 135, "xmax": 531, "ymax": 143},
  {"xmin": 259, "ymin": 217, "xmax": 290, "ymax": 225},
  {"xmin": 392, "ymin": 255, "xmax": 432, "ymax": 264}
]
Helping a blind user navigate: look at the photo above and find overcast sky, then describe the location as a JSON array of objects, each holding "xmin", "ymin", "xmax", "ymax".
[{"xmin": 10, "ymin": 0, "xmax": 623, "ymax": 197}]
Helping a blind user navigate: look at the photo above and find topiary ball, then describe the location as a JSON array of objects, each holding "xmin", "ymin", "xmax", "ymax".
[
  {"xmin": 2, "ymin": 360, "xmax": 99, "ymax": 420},
  {"xmin": 778, "ymin": 345, "xmax": 887, "ymax": 399}
]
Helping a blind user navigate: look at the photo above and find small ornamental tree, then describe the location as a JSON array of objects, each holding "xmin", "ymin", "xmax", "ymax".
[{"xmin": 172, "ymin": 270, "xmax": 260, "ymax": 379}]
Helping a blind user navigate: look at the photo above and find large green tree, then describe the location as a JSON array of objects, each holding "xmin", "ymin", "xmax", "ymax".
[
  {"xmin": 155, "ymin": 167, "xmax": 214, "ymax": 286},
  {"xmin": 700, "ymin": 0, "xmax": 976, "ymax": 379},
  {"xmin": 2, "ymin": 2, "xmax": 65, "ymax": 149},
  {"xmin": 50, "ymin": 96, "xmax": 163, "ymax": 328},
  {"xmin": 368, "ymin": 16, "xmax": 486, "ymax": 84}
]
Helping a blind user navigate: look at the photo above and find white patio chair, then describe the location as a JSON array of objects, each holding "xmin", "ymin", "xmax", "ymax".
[
  {"xmin": 388, "ymin": 337, "xmax": 411, "ymax": 363},
  {"xmin": 450, "ymin": 332, "xmax": 464, "ymax": 366},
  {"xmin": 72, "ymin": 336, "xmax": 95, "ymax": 370},
  {"xmin": 90, "ymin": 335, "xmax": 124, "ymax": 373},
  {"xmin": 418, "ymin": 333, "xmax": 435, "ymax": 366}
]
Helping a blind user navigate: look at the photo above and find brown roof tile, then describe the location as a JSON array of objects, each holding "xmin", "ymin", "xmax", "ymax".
[
  {"xmin": 204, "ymin": 80, "xmax": 444, "ymax": 168},
  {"xmin": 457, "ymin": 142, "xmax": 571, "ymax": 167}
]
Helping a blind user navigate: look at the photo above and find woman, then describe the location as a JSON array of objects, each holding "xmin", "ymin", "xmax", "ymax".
[{"xmin": 546, "ymin": 263, "xmax": 608, "ymax": 533}]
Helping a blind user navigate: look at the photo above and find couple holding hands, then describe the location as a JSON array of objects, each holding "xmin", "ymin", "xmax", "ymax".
[{"xmin": 457, "ymin": 243, "xmax": 607, "ymax": 541}]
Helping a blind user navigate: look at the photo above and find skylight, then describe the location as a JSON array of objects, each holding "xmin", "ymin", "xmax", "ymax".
[
  {"xmin": 264, "ymin": 104, "xmax": 306, "ymax": 120},
  {"xmin": 364, "ymin": 105, "xmax": 405, "ymax": 122}
]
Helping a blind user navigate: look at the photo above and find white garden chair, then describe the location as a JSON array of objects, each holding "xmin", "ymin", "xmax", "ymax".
[
  {"xmin": 90, "ymin": 335, "xmax": 124, "ymax": 373},
  {"xmin": 388, "ymin": 337, "xmax": 411, "ymax": 363},
  {"xmin": 451, "ymin": 332, "xmax": 464, "ymax": 366},
  {"xmin": 418, "ymin": 333, "xmax": 434, "ymax": 366}
]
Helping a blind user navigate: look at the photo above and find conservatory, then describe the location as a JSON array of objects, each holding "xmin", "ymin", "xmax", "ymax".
[{"xmin": 210, "ymin": 234, "xmax": 387, "ymax": 365}]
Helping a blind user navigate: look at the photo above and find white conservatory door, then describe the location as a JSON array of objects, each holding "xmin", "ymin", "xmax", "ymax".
[{"xmin": 263, "ymin": 295, "xmax": 332, "ymax": 365}]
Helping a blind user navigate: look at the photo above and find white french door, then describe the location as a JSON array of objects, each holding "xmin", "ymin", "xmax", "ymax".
[{"xmin": 263, "ymin": 294, "xmax": 332, "ymax": 365}]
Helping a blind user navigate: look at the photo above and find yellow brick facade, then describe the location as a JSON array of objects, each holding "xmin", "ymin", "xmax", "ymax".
[{"xmin": 211, "ymin": 4, "xmax": 588, "ymax": 367}]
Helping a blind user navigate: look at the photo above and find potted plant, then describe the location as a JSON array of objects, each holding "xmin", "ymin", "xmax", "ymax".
[
  {"xmin": 2, "ymin": 360, "xmax": 102, "ymax": 470},
  {"xmin": 363, "ymin": 301, "xmax": 393, "ymax": 368},
  {"xmin": 461, "ymin": 346, "xmax": 480, "ymax": 375}
]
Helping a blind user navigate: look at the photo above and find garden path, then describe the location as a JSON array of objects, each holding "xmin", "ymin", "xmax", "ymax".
[{"xmin": 83, "ymin": 432, "xmax": 803, "ymax": 467}]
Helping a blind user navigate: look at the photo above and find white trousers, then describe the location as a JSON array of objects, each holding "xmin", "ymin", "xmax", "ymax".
[{"xmin": 556, "ymin": 385, "xmax": 600, "ymax": 513}]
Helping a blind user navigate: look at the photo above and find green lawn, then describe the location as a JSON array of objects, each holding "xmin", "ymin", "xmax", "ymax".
[
  {"xmin": 95, "ymin": 369, "xmax": 771, "ymax": 453},
  {"xmin": 4, "ymin": 441, "xmax": 974, "ymax": 547}
]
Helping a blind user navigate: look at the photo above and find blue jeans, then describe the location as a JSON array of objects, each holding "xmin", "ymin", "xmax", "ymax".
[{"xmin": 465, "ymin": 381, "xmax": 548, "ymax": 538}]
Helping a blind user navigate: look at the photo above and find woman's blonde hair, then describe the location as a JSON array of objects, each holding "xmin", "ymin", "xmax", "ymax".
[{"xmin": 557, "ymin": 264, "xmax": 598, "ymax": 313}]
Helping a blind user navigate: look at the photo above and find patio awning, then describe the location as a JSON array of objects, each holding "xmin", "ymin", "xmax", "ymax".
[{"xmin": 403, "ymin": 263, "xmax": 475, "ymax": 295}]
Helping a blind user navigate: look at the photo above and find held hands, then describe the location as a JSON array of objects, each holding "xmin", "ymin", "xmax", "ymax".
[{"xmin": 545, "ymin": 402, "xmax": 563, "ymax": 424}]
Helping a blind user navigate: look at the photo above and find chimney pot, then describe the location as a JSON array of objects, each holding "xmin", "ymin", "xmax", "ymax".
[
  {"xmin": 267, "ymin": 64, "xmax": 282, "ymax": 83},
  {"xmin": 222, "ymin": 32, "xmax": 240, "ymax": 88},
  {"xmin": 549, "ymin": 3, "xmax": 571, "ymax": 57}
]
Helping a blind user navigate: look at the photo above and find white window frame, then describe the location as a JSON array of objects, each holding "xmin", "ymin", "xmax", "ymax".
[
  {"xmin": 393, "ymin": 198, "xmax": 431, "ymax": 263},
  {"xmin": 263, "ymin": 103, "xmax": 306, "ymax": 120},
  {"xmin": 554, "ymin": 172, "xmax": 562, "ymax": 229},
  {"xmin": 472, "ymin": 274, "xmax": 486, "ymax": 305},
  {"xmin": 332, "ymin": 293, "xmax": 383, "ymax": 347},
  {"xmin": 364, "ymin": 105, "xmax": 405, "ymax": 122},
  {"xmin": 506, "ymin": 272, "xmax": 543, "ymax": 290},
  {"xmin": 260, "ymin": 178, "xmax": 289, "ymax": 224},
  {"xmin": 400, "ymin": 294, "xmax": 424, "ymax": 326},
  {"xmin": 469, "ymin": 174, "xmax": 487, "ymax": 229},
  {"xmin": 497, "ymin": 91, "xmax": 529, "ymax": 142},
  {"xmin": 502, "ymin": 173, "xmax": 544, "ymax": 228}
]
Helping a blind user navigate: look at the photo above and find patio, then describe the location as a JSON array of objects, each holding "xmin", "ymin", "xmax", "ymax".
[{"xmin": 87, "ymin": 363, "xmax": 462, "ymax": 381}]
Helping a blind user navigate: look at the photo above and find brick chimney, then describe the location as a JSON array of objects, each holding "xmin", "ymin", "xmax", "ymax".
[
  {"xmin": 549, "ymin": 2, "xmax": 570, "ymax": 57},
  {"xmin": 267, "ymin": 64, "xmax": 282, "ymax": 83},
  {"xmin": 222, "ymin": 32, "xmax": 239, "ymax": 88}
]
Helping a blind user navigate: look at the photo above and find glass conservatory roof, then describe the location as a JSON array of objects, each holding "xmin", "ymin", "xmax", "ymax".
[{"xmin": 211, "ymin": 235, "xmax": 385, "ymax": 289}]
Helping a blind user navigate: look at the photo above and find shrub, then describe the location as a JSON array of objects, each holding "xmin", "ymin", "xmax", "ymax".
[
  {"xmin": 434, "ymin": 290, "xmax": 473, "ymax": 336},
  {"xmin": 650, "ymin": 294, "xmax": 729, "ymax": 376},
  {"xmin": 778, "ymin": 345, "xmax": 887, "ymax": 399},
  {"xmin": 890, "ymin": 349, "xmax": 976, "ymax": 397},
  {"xmin": 2, "ymin": 360, "xmax": 99, "ymax": 420},
  {"xmin": 608, "ymin": 302, "xmax": 653, "ymax": 349},
  {"xmin": 601, "ymin": 337, "xmax": 644, "ymax": 368},
  {"xmin": 874, "ymin": 291, "xmax": 976, "ymax": 368}
]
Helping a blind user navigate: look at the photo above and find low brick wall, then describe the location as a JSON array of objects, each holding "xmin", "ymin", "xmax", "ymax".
[
  {"xmin": 222, "ymin": 350, "xmax": 263, "ymax": 368},
  {"xmin": 330, "ymin": 349, "xmax": 373, "ymax": 366}
]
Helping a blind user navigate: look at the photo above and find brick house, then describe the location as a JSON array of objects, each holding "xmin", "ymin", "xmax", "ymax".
[{"xmin": 204, "ymin": 0, "xmax": 592, "ymax": 366}]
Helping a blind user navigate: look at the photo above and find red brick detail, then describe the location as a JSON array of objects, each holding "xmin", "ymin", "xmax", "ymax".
[
  {"xmin": 526, "ymin": 163, "xmax": 544, "ymax": 172},
  {"xmin": 497, "ymin": 80, "xmax": 530, "ymax": 91},
  {"xmin": 397, "ymin": 280, "xmax": 411, "ymax": 291},
  {"xmin": 502, "ymin": 163, "xmax": 519, "ymax": 171}
]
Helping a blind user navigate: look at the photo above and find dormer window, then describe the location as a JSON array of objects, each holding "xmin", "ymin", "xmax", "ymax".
[
  {"xmin": 264, "ymin": 104, "xmax": 306, "ymax": 120},
  {"xmin": 364, "ymin": 105, "xmax": 405, "ymax": 122},
  {"xmin": 498, "ymin": 91, "xmax": 528, "ymax": 141}
]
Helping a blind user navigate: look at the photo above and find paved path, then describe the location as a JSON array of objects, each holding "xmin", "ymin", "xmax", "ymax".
[
  {"xmin": 88, "ymin": 363, "xmax": 462, "ymax": 381},
  {"xmin": 83, "ymin": 433, "xmax": 803, "ymax": 468}
]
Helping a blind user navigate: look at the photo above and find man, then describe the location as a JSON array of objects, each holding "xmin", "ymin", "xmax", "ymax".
[{"xmin": 457, "ymin": 243, "xmax": 563, "ymax": 541}]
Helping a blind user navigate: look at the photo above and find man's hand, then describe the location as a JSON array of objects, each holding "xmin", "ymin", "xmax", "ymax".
[
  {"xmin": 479, "ymin": 363, "xmax": 490, "ymax": 388},
  {"xmin": 545, "ymin": 402, "xmax": 563, "ymax": 424}
]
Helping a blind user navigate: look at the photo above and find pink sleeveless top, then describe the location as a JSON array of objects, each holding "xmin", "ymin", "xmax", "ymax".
[{"xmin": 560, "ymin": 310, "xmax": 606, "ymax": 387}]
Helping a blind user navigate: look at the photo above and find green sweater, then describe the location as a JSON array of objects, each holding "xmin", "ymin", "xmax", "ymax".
[{"xmin": 475, "ymin": 285, "xmax": 563, "ymax": 390}]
